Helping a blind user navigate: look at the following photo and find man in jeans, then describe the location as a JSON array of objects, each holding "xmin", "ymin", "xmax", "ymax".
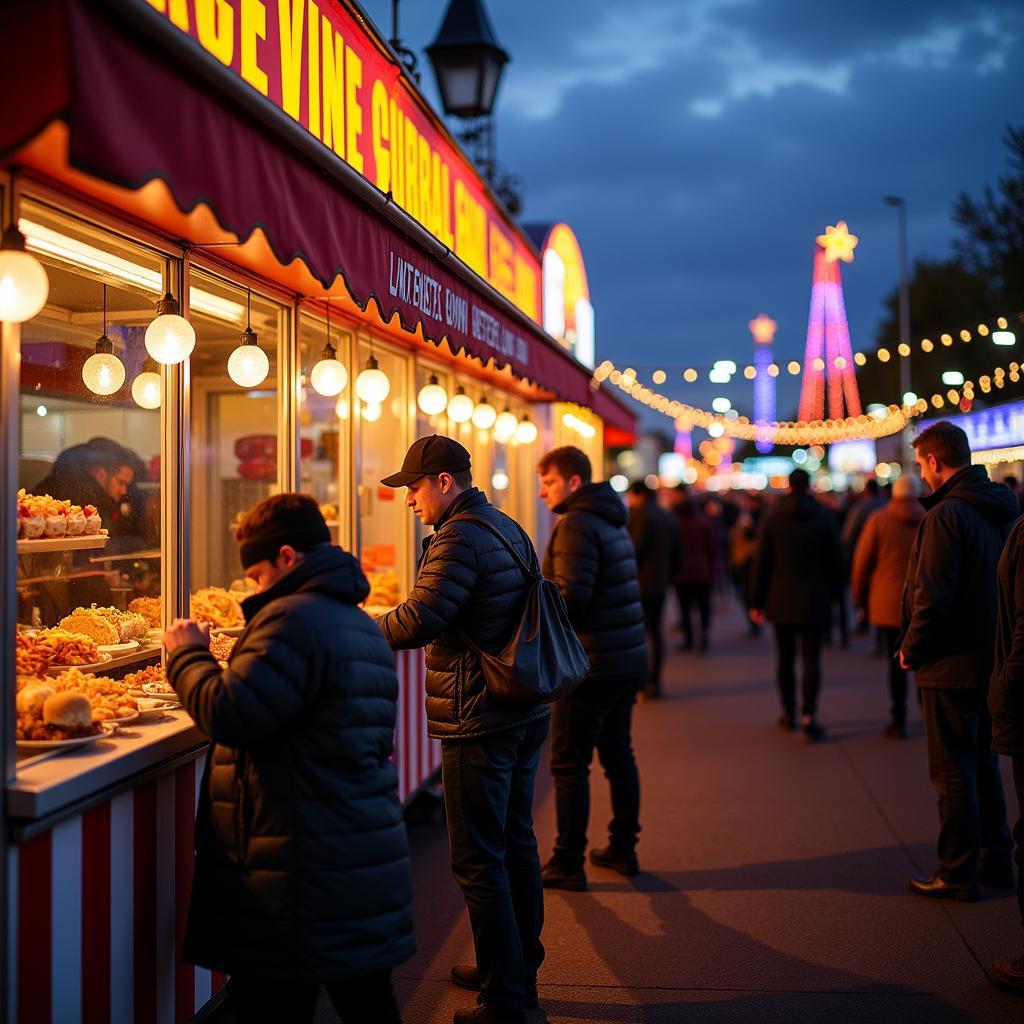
[
  {"xmin": 378, "ymin": 435, "xmax": 549, "ymax": 1024},
  {"xmin": 901, "ymin": 421, "xmax": 1017, "ymax": 901},
  {"xmin": 537, "ymin": 447, "xmax": 648, "ymax": 890}
]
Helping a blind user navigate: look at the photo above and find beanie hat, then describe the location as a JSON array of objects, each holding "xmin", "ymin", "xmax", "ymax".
[{"xmin": 237, "ymin": 493, "xmax": 331, "ymax": 569}]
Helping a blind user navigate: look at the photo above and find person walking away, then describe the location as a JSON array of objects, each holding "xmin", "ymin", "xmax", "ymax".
[
  {"xmin": 673, "ymin": 488, "xmax": 717, "ymax": 651},
  {"xmin": 751, "ymin": 469, "xmax": 842, "ymax": 742},
  {"xmin": 850, "ymin": 474, "xmax": 925, "ymax": 738},
  {"xmin": 627, "ymin": 481, "xmax": 681, "ymax": 697},
  {"xmin": 841, "ymin": 480, "xmax": 887, "ymax": 642},
  {"xmin": 376, "ymin": 436, "xmax": 549, "ymax": 1024},
  {"xmin": 901, "ymin": 421, "xmax": 1016, "ymax": 902},
  {"xmin": 538, "ymin": 446, "xmax": 648, "ymax": 888},
  {"xmin": 729, "ymin": 498, "xmax": 761, "ymax": 635},
  {"xmin": 989, "ymin": 513, "xmax": 1024, "ymax": 993},
  {"xmin": 162, "ymin": 494, "xmax": 413, "ymax": 1024}
]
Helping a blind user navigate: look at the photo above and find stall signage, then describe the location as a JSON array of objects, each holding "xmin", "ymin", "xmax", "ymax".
[
  {"xmin": 145, "ymin": 0, "xmax": 540, "ymax": 320},
  {"xmin": 538, "ymin": 222, "xmax": 595, "ymax": 369},
  {"xmin": 920, "ymin": 400, "xmax": 1024, "ymax": 453}
]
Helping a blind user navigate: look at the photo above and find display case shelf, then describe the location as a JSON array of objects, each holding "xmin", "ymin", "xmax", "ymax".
[{"xmin": 16, "ymin": 532, "xmax": 109, "ymax": 555}]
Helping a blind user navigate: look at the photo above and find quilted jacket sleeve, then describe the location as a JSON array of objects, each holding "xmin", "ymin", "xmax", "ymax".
[
  {"xmin": 546, "ymin": 514, "xmax": 600, "ymax": 625},
  {"xmin": 167, "ymin": 602, "xmax": 314, "ymax": 746},
  {"xmin": 378, "ymin": 524, "xmax": 479, "ymax": 649}
]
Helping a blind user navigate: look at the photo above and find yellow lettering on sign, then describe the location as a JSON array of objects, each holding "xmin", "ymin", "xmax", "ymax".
[
  {"xmin": 320, "ymin": 17, "xmax": 345, "ymax": 158},
  {"xmin": 147, "ymin": 0, "xmax": 189, "ymax": 30},
  {"xmin": 418, "ymin": 136, "xmax": 432, "ymax": 235},
  {"xmin": 403, "ymin": 115, "xmax": 419, "ymax": 222},
  {"xmin": 440, "ymin": 161, "xmax": 454, "ymax": 248},
  {"xmin": 195, "ymin": 0, "xmax": 234, "ymax": 66},
  {"xmin": 278, "ymin": 0, "xmax": 303, "ymax": 119},
  {"xmin": 489, "ymin": 224, "xmax": 514, "ymax": 299},
  {"xmin": 430, "ymin": 152, "xmax": 444, "ymax": 243},
  {"xmin": 514, "ymin": 254, "xmax": 538, "ymax": 320},
  {"xmin": 241, "ymin": 0, "xmax": 268, "ymax": 95},
  {"xmin": 371, "ymin": 80, "xmax": 391, "ymax": 191},
  {"xmin": 345, "ymin": 48, "xmax": 364, "ymax": 173},
  {"xmin": 307, "ymin": 1, "xmax": 320, "ymax": 139},
  {"xmin": 389, "ymin": 98, "xmax": 403, "ymax": 205},
  {"xmin": 455, "ymin": 180, "xmax": 486, "ymax": 276}
]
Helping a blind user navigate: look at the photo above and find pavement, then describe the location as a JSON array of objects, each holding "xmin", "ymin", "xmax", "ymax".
[{"xmin": 318, "ymin": 597, "xmax": 1024, "ymax": 1024}]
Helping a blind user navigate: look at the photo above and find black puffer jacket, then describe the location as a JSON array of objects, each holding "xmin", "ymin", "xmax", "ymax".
[
  {"xmin": 902, "ymin": 465, "xmax": 1019, "ymax": 689},
  {"xmin": 167, "ymin": 546, "xmax": 414, "ymax": 981},
  {"xmin": 991, "ymin": 518, "xmax": 1024, "ymax": 755},
  {"xmin": 751, "ymin": 492, "xmax": 842, "ymax": 628},
  {"xmin": 378, "ymin": 488, "xmax": 551, "ymax": 740},
  {"xmin": 543, "ymin": 482, "xmax": 648, "ymax": 686}
]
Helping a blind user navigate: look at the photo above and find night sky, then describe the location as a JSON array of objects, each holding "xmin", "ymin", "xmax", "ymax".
[{"xmin": 361, "ymin": 0, "xmax": 1024, "ymax": 431}]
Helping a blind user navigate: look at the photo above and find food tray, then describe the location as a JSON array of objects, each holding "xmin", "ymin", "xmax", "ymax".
[{"xmin": 17, "ymin": 532, "xmax": 109, "ymax": 554}]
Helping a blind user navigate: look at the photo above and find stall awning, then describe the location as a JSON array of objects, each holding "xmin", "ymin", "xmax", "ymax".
[{"xmin": 0, "ymin": 0, "xmax": 634, "ymax": 435}]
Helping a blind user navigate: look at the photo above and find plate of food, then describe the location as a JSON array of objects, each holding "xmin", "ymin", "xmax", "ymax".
[
  {"xmin": 48, "ymin": 668, "xmax": 139, "ymax": 723},
  {"xmin": 97, "ymin": 640, "xmax": 140, "ymax": 654},
  {"xmin": 103, "ymin": 710, "xmax": 140, "ymax": 726},
  {"xmin": 142, "ymin": 680, "xmax": 178, "ymax": 700},
  {"xmin": 15, "ymin": 688, "xmax": 110, "ymax": 749},
  {"xmin": 17, "ymin": 730, "xmax": 111, "ymax": 751},
  {"xmin": 48, "ymin": 655, "xmax": 113, "ymax": 673},
  {"xmin": 125, "ymin": 664, "xmax": 165, "ymax": 695}
]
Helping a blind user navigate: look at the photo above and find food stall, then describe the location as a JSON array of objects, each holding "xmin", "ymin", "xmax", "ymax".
[
  {"xmin": 917, "ymin": 399, "xmax": 1024, "ymax": 480},
  {"xmin": 0, "ymin": 1, "xmax": 634, "ymax": 1019}
]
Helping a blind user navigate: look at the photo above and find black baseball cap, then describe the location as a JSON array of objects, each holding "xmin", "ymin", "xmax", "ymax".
[{"xmin": 381, "ymin": 435, "xmax": 472, "ymax": 488}]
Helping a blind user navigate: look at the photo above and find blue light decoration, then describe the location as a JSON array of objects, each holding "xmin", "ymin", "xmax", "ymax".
[{"xmin": 749, "ymin": 314, "xmax": 777, "ymax": 454}]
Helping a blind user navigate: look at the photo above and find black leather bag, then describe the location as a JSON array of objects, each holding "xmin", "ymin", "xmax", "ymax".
[{"xmin": 453, "ymin": 513, "xmax": 590, "ymax": 707}]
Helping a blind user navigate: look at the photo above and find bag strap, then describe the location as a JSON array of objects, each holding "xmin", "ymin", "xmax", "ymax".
[{"xmin": 449, "ymin": 512, "xmax": 541, "ymax": 581}]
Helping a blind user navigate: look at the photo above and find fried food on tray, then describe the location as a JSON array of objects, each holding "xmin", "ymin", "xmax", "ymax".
[
  {"xmin": 128, "ymin": 597, "xmax": 162, "ymax": 629},
  {"xmin": 209, "ymin": 632, "xmax": 237, "ymax": 665},
  {"xmin": 16, "ymin": 690, "xmax": 102, "ymax": 742},
  {"xmin": 50, "ymin": 668, "xmax": 139, "ymax": 722},
  {"xmin": 34, "ymin": 627, "xmax": 102, "ymax": 665},
  {"xmin": 57, "ymin": 611, "xmax": 119, "ymax": 646},
  {"xmin": 190, "ymin": 587, "xmax": 244, "ymax": 628},
  {"xmin": 16, "ymin": 683, "xmax": 55, "ymax": 715},
  {"xmin": 65, "ymin": 605, "xmax": 148, "ymax": 643},
  {"xmin": 15, "ymin": 631, "xmax": 55, "ymax": 675},
  {"xmin": 16, "ymin": 488, "xmax": 103, "ymax": 539},
  {"xmin": 124, "ymin": 664, "xmax": 165, "ymax": 687}
]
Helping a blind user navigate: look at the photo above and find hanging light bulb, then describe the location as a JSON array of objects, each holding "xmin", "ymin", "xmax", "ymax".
[
  {"xmin": 131, "ymin": 357, "xmax": 162, "ymax": 409},
  {"xmin": 227, "ymin": 291, "xmax": 269, "ymax": 387},
  {"xmin": 362, "ymin": 400, "xmax": 382, "ymax": 422},
  {"xmin": 447, "ymin": 386, "xmax": 475, "ymax": 423},
  {"xmin": 418, "ymin": 374, "xmax": 448, "ymax": 416},
  {"xmin": 494, "ymin": 408, "xmax": 518, "ymax": 442},
  {"xmin": 310, "ymin": 299, "xmax": 348, "ymax": 396},
  {"xmin": 355, "ymin": 354, "xmax": 391, "ymax": 404},
  {"xmin": 82, "ymin": 285, "xmax": 126, "ymax": 395},
  {"xmin": 472, "ymin": 394, "xmax": 497, "ymax": 429},
  {"xmin": 0, "ymin": 218, "xmax": 48, "ymax": 322},
  {"xmin": 145, "ymin": 288, "xmax": 195, "ymax": 364},
  {"xmin": 335, "ymin": 395, "xmax": 349, "ymax": 420},
  {"xmin": 515, "ymin": 415, "xmax": 539, "ymax": 444}
]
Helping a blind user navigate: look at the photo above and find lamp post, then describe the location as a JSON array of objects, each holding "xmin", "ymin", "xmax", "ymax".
[{"xmin": 884, "ymin": 196, "xmax": 912, "ymax": 463}]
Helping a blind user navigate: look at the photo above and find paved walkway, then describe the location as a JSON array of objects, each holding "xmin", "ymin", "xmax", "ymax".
[{"xmin": 343, "ymin": 599, "xmax": 1023, "ymax": 1023}]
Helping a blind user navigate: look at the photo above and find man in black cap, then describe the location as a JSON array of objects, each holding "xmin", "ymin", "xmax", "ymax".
[{"xmin": 377, "ymin": 435, "xmax": 550, "ymax": 1024}]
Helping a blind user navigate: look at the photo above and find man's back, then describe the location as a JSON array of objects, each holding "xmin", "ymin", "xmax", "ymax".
[{"xmin": 628, "ymin": 500, "xmax": 680, "ymax": 597}]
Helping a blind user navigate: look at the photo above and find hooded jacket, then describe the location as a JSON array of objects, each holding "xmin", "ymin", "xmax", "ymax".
[
  {"xmin": 378, "ymin": 488, "xmax": 551, "ymax": 740},
  {"xmin": 543, "ymin": 482, "xmax": 648, "ymax": 686},
  {"xmin": 991, "ymin": 517, "xmax": 1024, "ymax": 755},
  {"xmin": 850, "ymin": 498, "xmax": 925, "ymax": 628},
  {"xmin": 167, "ymin": 545, "xmax": 414, "ymax": 981},
  {"xmin": 901, "ymin": 465, "xmax": 1019, "ymax": 688},
  {"xmin": 751, "ymin": 491, "xmax": 843, "ymax": 628}
]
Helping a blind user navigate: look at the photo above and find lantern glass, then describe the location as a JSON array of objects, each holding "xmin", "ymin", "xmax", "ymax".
[
  {"xmin": 0, "ymin": 241, "xmax": 49, "ymax": 322},
  {"xmin": 82, "ymin": 349, "xmax": 126, "ymax": 396},
  {"xmin": 132, "ymin": 370, "xmax": 162, "ymax": 409}
]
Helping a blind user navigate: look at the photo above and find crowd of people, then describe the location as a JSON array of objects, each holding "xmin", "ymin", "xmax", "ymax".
[{"xmin": 157, "ymin": 423, "xmax": 1024, "ymax": 1022}]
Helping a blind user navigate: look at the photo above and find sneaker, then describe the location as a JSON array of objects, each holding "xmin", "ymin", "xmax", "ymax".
[
  {"xmin": 450, "ymin": 967, "xmax": 539, "ymax": 1009},
  {"xmin": 590, "ymin": 846, "xmax": 640, "ymax": 876},
  {"xmin": 541, "ymin": 856, "xmax": 587, "ymax": 891},
  {"xmin": 991, "ymin": 955, "xmax": 1024, "ymax": 995},
  {"xmin": 883, "ymin": 720, "xmax": 907, "ymax": 739},
  {"xmin": 801, "ymin": 715, "xmax": 826, "ymax": 742}
]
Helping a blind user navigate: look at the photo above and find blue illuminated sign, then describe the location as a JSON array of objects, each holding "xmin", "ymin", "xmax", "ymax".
[{"xmin": 919, "ymin": 400, "xmax": 1024, "ymax": 452}]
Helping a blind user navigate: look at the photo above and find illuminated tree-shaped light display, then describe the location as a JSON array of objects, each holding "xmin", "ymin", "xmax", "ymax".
[
  {"xmin": 749, "ymin": 313, "xmax": 778, "ymax": 453},
  {"xmin": 798, "ymin": 221, "xmax": 863, "ymax": 423}
]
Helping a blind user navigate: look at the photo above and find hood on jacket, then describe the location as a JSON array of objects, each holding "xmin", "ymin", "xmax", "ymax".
[
  {"xmin": 241, "ymin": 544, "xmax": 370, "ymax": 620},
  {"xmin": 889, "ymin": 497, "xmax": 925, "ymax": 526},
  {"xmin": 922, "ymin": 465, "xmax": 1020, "ymax": 526},
  {"xmin": 555, "ymin": 481, "xmax": 627, "ymax": 527}
]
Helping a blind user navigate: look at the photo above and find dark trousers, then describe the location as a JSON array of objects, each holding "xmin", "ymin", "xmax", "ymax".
[
  {"xmin": 641, "ymin": 592, "xmax": 666, "ymax": 689},
  {"xmin": 882, "ymin": 627, "xmax": 908, "ymax": 724},
  {"xmin": 774, "ymin": 625, "xmax": 823, "ymax": 717},
  {"xmin": 1012, "ymin": 756, "xmax": 1024, "ymax": 925},
  {"xmin": 229, "ymin": 969, "xmax": 400, "ymax": 1024},
  {"xmin": 920, "ymin": 687, "xmax": 1013, "ymax": 883},
  {"xmin": 550, "ymin": 678, "xmax": 641, "ymax": 871},
  {"xmin": 442, "ymin": 717, "xmax": 549, "ymax": 1012},
  {"xmin": 676, "ymin": 582, "xmax": 711, "ymax": 645}
]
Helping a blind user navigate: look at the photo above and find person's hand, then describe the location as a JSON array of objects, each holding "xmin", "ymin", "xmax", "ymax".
[
  {"xmin": 899, "ymin": 649, "xmax": 909, "ymax": 670},
  {"xmin": 750, "ymin": 609, "xmax": 767, "ymax": 626},
  {"xmin": 163, "ymin": 618, "xmax": 210, "ymax": 654}
]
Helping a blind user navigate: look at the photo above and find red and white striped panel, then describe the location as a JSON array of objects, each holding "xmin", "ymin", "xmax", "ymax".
[
  {"xmin": 7, "ymin": 754, "xmax": 226, "ymax": 1024},
  {"xmin": 393, "ymin": 648, "xmax": 439, "ymax": 803}
]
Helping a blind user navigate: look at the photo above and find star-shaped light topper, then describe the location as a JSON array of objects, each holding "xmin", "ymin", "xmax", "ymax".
[
  {"xmin": 749, "ymin": 314, "xmax": 778, "ymax": 344},
  {"xmin": 816, "ymin": 220, "xmax": 859, "ymax": 263}
]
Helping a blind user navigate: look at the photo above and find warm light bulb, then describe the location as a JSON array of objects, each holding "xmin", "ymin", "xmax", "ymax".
[
  {"xmin": 0, "ymin": 230, "xmax": 49, "ymax": 322},
  {"xmin": 417, "ymin": 375, "xmax": 448, "ymax": 416},
  {"xmin": 515, "ymin": 416, "xmax": 538, "ymax": 444},
  {"xmin": 448, "ymin": 387, "xmax": 475, "ymax": 424},
  {"xmin": 310, "ymin": 343, "xmax": 348, "ymax": 397},
  {"xmin": 335, "ymin": 396, "xmax": 349, "ymax": 419},
  {"xmin": 145, "ymin": 293, "xmax": 195, "ymax": 364},
  {"xmin": 131, "ymin": 370, "xmax": 162, "ymax": 409},
  {"xmin": 362, "ymin": 400, "xmax": 382, "ymax": 422},
  {"xmin": 82, "ymin": 337, "xmax": 126, "ymax": 396},
  {"xmin": 494, "ymin": 409, "xmax": 518, "ymax": 442},
  {"xmin": 355, "ymin": 355, "xmax": 391, "ymax": 403},
  {"xmin": 472, "ymin": 397, "xmax": 497, "ymax": 429},
  {"xmin": 227, "ymin": 330, "xmax": 270, "ymax": 387}
]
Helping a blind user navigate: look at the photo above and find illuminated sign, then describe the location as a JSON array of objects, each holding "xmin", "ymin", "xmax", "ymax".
[
  {"xmin": 532, "ymin": 222, "xmax": 594, "ymax": 368},
  {"xmin": 920, "ymin": 400, "xmax": 1024, "ymax": 452},
  {"xmin": 828, "ymin": 439, "xmax": 876, "ymax": 474},
  {"xmin": 146, "ymin": 0, "xmax": 539, "ymax": 319}
]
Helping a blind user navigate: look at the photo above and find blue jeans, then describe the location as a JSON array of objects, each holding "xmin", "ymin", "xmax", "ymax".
[{"xmin": 441, "ymin": 717, "xmax": 549, "ymax": 1011}]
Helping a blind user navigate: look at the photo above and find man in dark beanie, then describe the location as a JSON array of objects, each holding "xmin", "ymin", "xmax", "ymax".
[
  {"xmin": 378, "ymin": 436, "xmax": 549, "ymax": 1024},
  {"xmin": 163, "ymin": 493, "xmax": 414, "ymax": 1024}
]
